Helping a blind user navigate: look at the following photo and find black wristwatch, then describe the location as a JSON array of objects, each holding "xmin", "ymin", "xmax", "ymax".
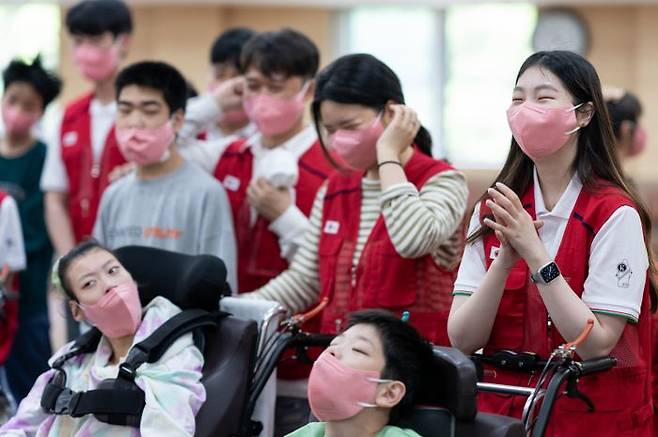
[{"xmin": 530, "ymin": 261, "xmax": 561, "ymax": 285}]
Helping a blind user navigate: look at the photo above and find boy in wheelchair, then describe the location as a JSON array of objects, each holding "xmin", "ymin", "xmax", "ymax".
[
  {"xmin": 287, "ymin": 310, "xmax": 433, "ymax": 437},
  {"xmin": 0, "ymin": 240, "xmax": 206, "ymax": 436}
]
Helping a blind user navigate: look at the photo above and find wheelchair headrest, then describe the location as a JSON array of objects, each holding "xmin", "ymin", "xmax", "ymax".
[
  {"xmin": 114, "ymin": 246, "xmax": 230, "ymax": 312},
  {"xmin": 420, "ymin": 346, "xmax": 478, "ymax": 421}
]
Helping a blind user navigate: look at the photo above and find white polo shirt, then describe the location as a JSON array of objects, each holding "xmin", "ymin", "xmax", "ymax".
[
  {"xmin": 0, "ymin": 195, "xmax": 26, "ymax": 272},
  {"xmin": 454, "ymin": 168, "xmax": 648, "ymax": 322},
  {"xmin": 40, "ymin": 98, "xmax": 117, "ymax": 193}
]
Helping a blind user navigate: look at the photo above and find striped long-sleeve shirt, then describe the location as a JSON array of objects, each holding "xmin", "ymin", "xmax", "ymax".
[{"xmin": 243, "ymin": 170, "xmax": 468, "ymax": 314}]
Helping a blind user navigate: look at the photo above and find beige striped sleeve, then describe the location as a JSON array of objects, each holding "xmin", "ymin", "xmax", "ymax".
[
  {"xmin": 241, "ymin": 183, "xmax": 327, "ymax": 314},
  {"xmin": 380, "ymin": 170, "xmax": 468, "ymax": 263}
]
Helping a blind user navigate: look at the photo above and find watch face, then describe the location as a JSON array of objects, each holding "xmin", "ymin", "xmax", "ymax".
[{"xmin": 540, "ymin": 262, "xmax": 561, "ymax": 283}]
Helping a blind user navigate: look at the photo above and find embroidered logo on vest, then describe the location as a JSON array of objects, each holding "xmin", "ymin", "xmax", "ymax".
[
  {"xmin": 490, "ymin": 246, "xmax": 500, "ymax": 260},
  {"xmin": 323, "ymin": 220, "xmax": 340, "ymax": 235},
  {"xmin": 62, "ymin": 131, "xmax": 78, "ymax": 147},
  {"xmin": 223, "ymin": 175, "xmax": 241, "ymax": 192}
]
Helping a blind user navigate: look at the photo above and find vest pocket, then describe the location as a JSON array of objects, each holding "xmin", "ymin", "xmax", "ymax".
[
  {"xmin": 488, "ymin": 267, "xmax": 527, "ymax": 350},
  {"xmin": 368, "ymin": 241, "xmax": 417, "ymax": 308}
]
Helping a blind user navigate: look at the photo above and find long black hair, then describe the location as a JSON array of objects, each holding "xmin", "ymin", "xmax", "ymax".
[
  {"xmin": 311, "ymin": 53, "xmax": 433, "ymax": 158},
  {"xmin": 468, "ymin": 50, "xmax": 657, "ymax": 311}
]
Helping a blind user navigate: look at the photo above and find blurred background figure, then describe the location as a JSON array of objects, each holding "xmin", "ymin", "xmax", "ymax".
[
  {"xmin": 604, "ymin": 86, "xmax": 647, "ymax": 167},
  {"xmin": 0, "ymin": 56, "xmax": 61, "ymax": 405}
]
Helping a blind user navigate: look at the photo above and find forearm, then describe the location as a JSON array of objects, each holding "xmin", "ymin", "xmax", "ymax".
[
  {"xmin": 44, "ymin": 192, "xmax": 75, "ymax": 256},
  {"xmin": 448, "ymin": 261, "xmax": 510, "ymax": 354},
  {"xmin": 382, "ymin": 172, "xmax": 468, "ymax": 258},
  {"xmin": 179, "ymin": 95, "xmax": 223, "ymax": 143},
  {"xmin": 522, "ymin": 249, "xmax": 623, "ymax": 359},
  {"xmin": 269, "ymin": 205, "xmax": 310, "ymax": 261},
  {"xmin": 536, "ymin": 276, "xmax": 625, "ymax": 359},
  {"xmin": 377, "ymin": 148, "xmax": 408, "ymax": 191},
  {"xmin": 243, "ymin": 267, "xmax": 319, "ymax": 315}
]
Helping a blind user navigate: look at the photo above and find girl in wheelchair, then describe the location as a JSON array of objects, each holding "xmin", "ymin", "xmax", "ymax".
[
  {"xmin": 1, "ymin": 240, "xmax": 206, "ymax": 436},
  {"xmin": 287, "ymin": 309, "xmax": 432, "ymax": 437}
]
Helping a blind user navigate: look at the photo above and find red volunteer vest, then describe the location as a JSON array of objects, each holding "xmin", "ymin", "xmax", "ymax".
[
  {"xmin": 214, "ymin": 138, "xmax": 332, "ymax": 293},
  {"xmin": 214, "ymin": 138, "xmax": 332, "ymax": 379},
  {"xmin": 317, "ymin": 150, "xmax": 461, "ymax": 345},
  {"xmin": 479, "ymin": 182, "xmax": 653, "ymax": 436},
  {"xmin": 0, "ymin": 191, "xmax": 19, "ymax": 363},
  {"xmin": 60, "ymin": 93, "xmax": 126, "ymax": 242}
]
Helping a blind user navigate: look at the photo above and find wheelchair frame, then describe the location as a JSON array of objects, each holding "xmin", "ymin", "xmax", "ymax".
[{"xmin": 242, "ymin": 313, "xmax": 616, "ymax": 437}]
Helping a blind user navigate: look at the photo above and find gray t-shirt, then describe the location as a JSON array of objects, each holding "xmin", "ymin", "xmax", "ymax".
[{"xmin": 93, "ymin": 159, "xmax": 237, "ymax": 290}]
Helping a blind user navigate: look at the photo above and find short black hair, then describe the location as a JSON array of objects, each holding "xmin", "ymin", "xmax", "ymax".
[
  {"xmin": 240, "ymin": 28, "xmax": 319, "ymax": 79},
  {"xmin": 66, "ymin": 0, "xmax": 133, "ymax": 37},
  {"xmin": 115, "ymin": 61, "xmax": 187, "ymax": 114},
  {"xmin": 57, "ymin": 239, "xmax": 114, "ymax": 301},
  {"xmin": 606, "ymin": 91, "xmax": 643, "ymax": 139},
  {"xmin": 346, "ymin": 309, "xmax": 435, "ymax": 424},
  {"xmin": 3, "ymin": 56, "xmax": 62, "ymax": 109},
  {"xmin": 210, "ymin": 27, "xmax": 256, "ymax": 69}
]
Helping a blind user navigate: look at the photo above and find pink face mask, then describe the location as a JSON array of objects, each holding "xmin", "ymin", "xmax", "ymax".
[
  {"xmin": 629, "ymin": 125, "xmax": 647, "ymax": 157},
  {"xmin": 243, "ymin": 83, "xmax": 309, "ymax": 137},
  {"xmin": 507, "ymin": 101, "xmax": 582, "ymax": 161},
  {"xmin": 2, "ymin": 104, "xmax": 38, "ymax": 136},
  {"xmin": 329, "ymin": 115, "xmax": 384, "ymax": 171},
  {"xmin": 115, "ymin": 121, "xmax": 175, "ymax": 166},
  {"xmin": 79, "ymin": 282, "xmax": 142, "ymax": 338},
  {"xmin": 72, "ymin": 41, "xmax": 121, "ymax": 82},
  {"xmin": 308, "ymin": 350, "xmax": 391, "ymax": 422}
]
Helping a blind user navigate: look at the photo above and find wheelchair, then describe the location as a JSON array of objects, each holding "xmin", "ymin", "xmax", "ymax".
[{"xmin": 53, "ymin": 245, "xmax": 615, "ymax": 437}]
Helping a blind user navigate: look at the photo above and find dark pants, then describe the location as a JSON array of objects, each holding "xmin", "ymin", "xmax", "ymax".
[
  {"xmin": 5, "ymin": 312, "xmax": 51, "ymax": 403},
  {"xmin": 274, "ymin": 396, "xmax": 311, "ymax": 437}
]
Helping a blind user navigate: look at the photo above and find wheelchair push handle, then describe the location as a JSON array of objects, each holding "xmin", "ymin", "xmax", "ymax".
[{"xmin": 574, "ymin": 356, "xmax": 617, "ymax": 376}]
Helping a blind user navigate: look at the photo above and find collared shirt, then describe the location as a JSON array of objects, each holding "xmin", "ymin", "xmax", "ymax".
[
  {"xmin": 40, "ymin": 98, "xmax": 117, "ymax": 193},
  {"xmin": 453, "ymin": 168, "xmax": 648, "ymax": 322}
]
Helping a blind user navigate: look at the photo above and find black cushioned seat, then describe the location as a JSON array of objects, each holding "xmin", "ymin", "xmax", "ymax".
[
  {"xmin": 398, "ymin": 346, "xmax": 525, "ymax": 437},
  {"xmin": 115, "ymin": 246, "xmax": 258, "ymax": 437}
]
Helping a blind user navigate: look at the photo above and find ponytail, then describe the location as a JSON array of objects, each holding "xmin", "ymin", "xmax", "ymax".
[{"xmin": 414, "ymin": 125, "xmax": 433, "ymax": 157}]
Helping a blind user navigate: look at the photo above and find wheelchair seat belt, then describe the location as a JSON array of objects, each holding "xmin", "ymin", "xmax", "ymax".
[{"xmin": 41, "ymin": 309, "xmax": 227, "ymax": 426}]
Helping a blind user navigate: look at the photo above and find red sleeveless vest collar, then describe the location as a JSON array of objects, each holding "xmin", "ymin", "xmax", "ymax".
[
  {"xmin": 214, "ymin": 138, "xmax": 332, "ymax": 293},
  {"xmin": 317, "ymin": 150, "xmax": 462, "ymax": 345},
  {"xmin": 60, "ymin": 93, "xmax": 126, "ymax": 242},
  {"xmin": 478, "ymin": 181, "xmax": 653, "ymax": 436}
]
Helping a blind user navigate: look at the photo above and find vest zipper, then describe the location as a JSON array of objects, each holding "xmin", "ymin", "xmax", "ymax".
[{"xmin": 547, "ymin": 315, "xmax": 553, "ymax": 352}]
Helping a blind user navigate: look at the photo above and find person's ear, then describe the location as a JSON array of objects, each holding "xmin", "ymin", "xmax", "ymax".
[
  {"xmin": 619, "ymin": 120, "xmax": 634, "ymax": 142},
  {"xmin": 303, "ymin": 79, "xmax": 315, "ymax": 102},
  {"xmin": 70, "ymin": 300, "xmax": 86, "ymax": 322},
  {"xmin": 381, "ymin": 100, "xmax": 399, "ymax": 127},
  {"xmin": 375, "ymin": 380, "xmax": 406, "ymax": 409},
  {"xmin": 617, "ymin": 120, "xmax": 635, "ymax": 156},
  {"xmin": 576, "ymin": 102, "xmax": 594, "ymax": 128},
  {"xmin": 117, "ymin": 34, "xmax": 132, "ymax": 60},
  {"xmin": 170, "ymin": 109, "xmax": 185, "ymax": 132}
]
